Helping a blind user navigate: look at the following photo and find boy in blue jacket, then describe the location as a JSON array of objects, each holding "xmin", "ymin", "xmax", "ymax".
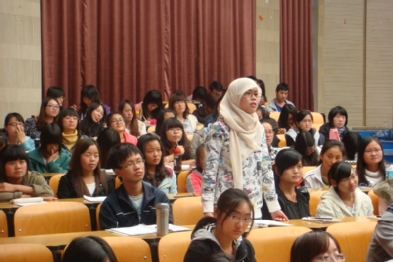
[{"xmin": 99, "ymin": 143, "xmax": 172, "ymax": 229}]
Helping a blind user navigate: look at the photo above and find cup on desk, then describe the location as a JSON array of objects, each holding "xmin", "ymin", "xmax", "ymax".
[{"xmin": 386, "ymin": 170, "xmax": 393, "ymax": 180}]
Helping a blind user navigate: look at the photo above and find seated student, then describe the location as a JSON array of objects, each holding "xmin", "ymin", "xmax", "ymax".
[
  {"xmin": 96, "ymin": 128, "xmax": 120, "ymax": 169},
  {"xmin": 183, "ymin": 188, "xmax": 256, "ymax": 262},
  {"xmin": 46, "ymin": 86, "xmax": 66, "ymax": 109},
  {"xmin": 356, "ymin": 136, "xmax": 393, "ymax": 187},
  {"xmin": 25, "ymin": 97, "xmax": 60, "ymax": 140},
  {"xmin": 80, "ymin": 103, "xmax": 106, "ymax": 138},
  {"xmin": 57, "ymin": 108, "xmax": 84, "ymax": 152},
  {"xmin": 193, "ymin": 92, "xmax": 220, "ymax": 126},
  {"xmin": 106, "ymin": 112, "xmax": 138, "ymax": 145},
  {"xmin": 319, "ymin": 106, "xmax": 349, "ymax": 144},
  {"xmin": 3, "ymin": 112, "xmax": 35, "ymax": 152},
  {"xmin": 160, "ymin": 117, "xmax": 193, "ymax": 165},
  {"xmin": 373, "ymin": 178, "xmax": 393, "ymax": 215},
  {"xmin": 209, "ymin": 80, "xmax": 224, "ymax": 97},
  {"xmin": 342, "ymin": 131, "xmax": 361, "ymax": 162},
  {"xmin": 303, "ymin": 140, "xmax": 345, "ymax": 188},
  {"xmin": 257, "ymin": 78, "xmax": 267, "ymax": 105},
  {"xmin": 316, "ymin": 161, "xmax": 373, "ymax": 218},
  {"xmin": 186, "ymin": 144, "xmax": 204, "ymax": 194},
  {"xmin": 291, "ymin": 231, "xmax": 345, "ymax": 262},
  {"xmin": 28, "ymin": 123, "xmax": 71, "ymax": 173},
  {"xmin": 277, "ymin": 104, "xmax": 297, "ymax": 135},
  {"xmin": 366, "ymin": 202, "xmax": 393, "ymax": 262},
  {"xmin": 262, "ymin": 149, "xmax": 310, "ymax": 220},
  {"xmin": 78, "ymin": 85, "xmax": 110, "ymax": 120},
  {"xmin": 118, "ymin": 100, "xmax": 146, "ymax": 137},
  {"xmin": 99, "ymin": 143, "xmax": 172, "ymax": 229},
  {"xmin": 294, "ymin": 131, "xmax": 320, "ymax": 166},
  {"xmin": 154, "ymin": 108, "xmax": 175, "ymax": 137},
  {"xmin": 0, "ymin": 145, "xmax": 54, "ymax": 201},
  {"xmin": 187, "ymin": 86, "xmax": 208, "ymax": 106},
  {"xmin": 204, "ymin": 93, "xmax": 223, "ymax": 127},
  {"xmin": 168, "ymin": 91, "xmax": 198, "ymax": 135},
  {"xmin": 137, "ymin": 134, "xmax": 177, "ymax": 194},
  {"xmin": 57, "ymin": 138, "xmax": 114, "ymax": 198},
  {"xmin": 137, "ymin": 90, "xmax": 164, "ymax": 124},
  {"xmin": 286, "ymin": 110, "xmax": 321, "ymax": 146},
  {"xmin": 265, "ymin": 82, "xmax": 295, "ymax": 112},
  {"xmin": 261, "ymin": 119, "xmax": 281, "ymax": 160},
  {"xmin": 62, "ymin": 236, "xmax": 118, "ymax": 262}
]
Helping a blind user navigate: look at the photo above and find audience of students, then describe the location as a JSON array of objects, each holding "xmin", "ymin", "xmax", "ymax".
[
  {"xmin": 25, "ymin": 97, "xmax": 60, "ymax": 140},
  {"xmin": 356, "ymin": 136, "xmax": 393, "ymax": 187},
  {"xmin": 316, "ymin": 161, "xmax": 373, "ymax": 218},
  {"xmin": 0, "ymin": 144, "xmax": 54, "ymax": 201},
  {"xmin": 78, "ymin": 85, "xmax": 110, "ymax": 120},
  {"xmin": 319, "ymin": 106, "xmax": 349, "ymax": 144},
  {"xmin": 28, "ymin": 123, "xmax": 71, "ymax": 173},
  {"xmin": 184, "ymin": 188, "xmax": 256, "ymax": 262},
  {"xmin": 57, "ymin": 139, "xmax": 114, "ymax": 198},
  {"xmin": 168, "ymin": 91, "xmax": 198, "ymax": 135},
  {"xmin": 303, "ymin": 140, "xmax": 345, "ymax": 188},
  {"xmin": 106, "ymin": 112, "xmax": 138, "ymax": 145},
  {"xmin": 96, "ymin": 128, "xmax": 121, "ymax": 169},
  {"xmin": 3, "ymin": 113, "xmax": 35, "ymax": 152},
  {"xmin": 99, "ymin": 143, "xmax": 172, "ymax": 229},
  {"xmin": 266, "ymin": 83, "xmax": 295, "ymax": 112},
  {"xmin": 118, "ymin": 100, "xmax": 146, "ymax": 137},
  {"xmin": 186, "ymin": 144, "xmax": 205, "ymax": 194},
  {"xmin": 57, "ymin": 108, "xmax": 83, "ymax": 152},
  {"xmin": 262, "ymin": 149, "xmax": 310, "ymax": 220},
  {"xmin": 137, "ymin": 134, "xmax": 177, "ymax": 194},
  {"xmin": 80, "ymin": 103, "xmax": 106, "ymax": 138}
]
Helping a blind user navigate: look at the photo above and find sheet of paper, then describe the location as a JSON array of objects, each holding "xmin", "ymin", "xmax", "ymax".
[
  {"xmin": 253, "ymin": 220, "xmax": 292, "ymax": 227},
  {"xmin": 109, "ymin": 225, "xmax": 157, "ymax": 236},
  {"xmin": 14, "ymin": 202, "xmax": 46, "ymax": 207},
  {"xmin": 83, "ymin": 195, "xmax": 107, "ymax": 202},
  {"xmin": 13, "ymin": 197, "xmax": 43, "ymax": 204},
  {"xmin": 144, "ymin": 224, "xmax": 191, "ymax": 232},
  {"xmin": 301, "ymin": 217, "xmax": 341, "ymax": 223}
]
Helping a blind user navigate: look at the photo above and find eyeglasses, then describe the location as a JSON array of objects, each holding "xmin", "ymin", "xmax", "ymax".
[
  {"xmin": 364, "ymin": 148, "xmax": 382, "ymax": 154},
  {"xmin": 7, "ymin": 122, "xmax": 24, "ymax": 127},
  {"xmin": 110, "ymin": 118, "xmax": 124, "ymax": 124},
  {"xmin": 120, "ymin": 159, "xmax": 145, "ymax": 169},
  {"xmin": 340, "ymin": 174, "xmax": 358, "ymax": 183},
  {"xmin": 225, "ymin": 212, "xmax": 252, "ymax": 224},
  {"xmin": 315, "ymin": 253, "xmax": 346, "ymax": 262},
  {"xmin": 47, "ymin": 104, "xmax": 60, "ymax": 110},
  {"xmin": 243, "ymin": 91, "xmax": 261, "ymax": 98}
]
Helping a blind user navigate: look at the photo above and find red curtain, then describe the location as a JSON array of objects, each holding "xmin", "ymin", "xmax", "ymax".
[
  {"xmin": 280, "ymin": 0, "xmax": 313, "ymax": 111},
  {"xmin": 41, "ymin": 0, "xmax": 255, "ymax": 109}
]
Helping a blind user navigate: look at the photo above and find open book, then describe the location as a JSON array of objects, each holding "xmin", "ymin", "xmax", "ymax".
[
  {"xmin": 12, "ymin": 197, "xmax": 45, "ymax": 206},
  {"xmin": 108, "ymin": 224, "xmax": 190, "ymax": 236}
]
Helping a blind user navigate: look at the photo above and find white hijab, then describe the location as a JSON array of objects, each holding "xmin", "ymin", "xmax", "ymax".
[{"xmin": 220, "ymin": 78, "xmax": 263, "ymax": 189}]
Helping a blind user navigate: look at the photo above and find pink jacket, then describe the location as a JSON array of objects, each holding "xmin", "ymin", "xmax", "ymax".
[{"xmin": 122, "ymin": 132, "xmax": 138, "ymax": 145}]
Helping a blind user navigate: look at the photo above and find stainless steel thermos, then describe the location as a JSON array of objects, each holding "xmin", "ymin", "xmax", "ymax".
[{"xmin": 156, "ymin": 203, "xmax": 169, "ymax": 236}]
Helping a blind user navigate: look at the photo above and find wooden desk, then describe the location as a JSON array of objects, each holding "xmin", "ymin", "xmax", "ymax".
[{"xmin": 285, "ymin": 216, "xmax": 378, "ymax": 231}]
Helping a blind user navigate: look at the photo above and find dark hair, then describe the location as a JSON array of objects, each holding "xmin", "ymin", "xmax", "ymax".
[
  {"xmin": 261, "ymin": 118, "xmax": 279, "ymax": 133},
  {"xmin": 209, "ymin": 81, "xmax": 224, "ymax": 92},
  {"xmin": 0, "ymin": 130, "xmax": 6, "ymax": 149},
  {"xmin": 342, "ymin": 132, "xmax": 361, "ymax": 161},
  {"xmin": 57, "ymin": 108, "xmax": 80, "ymax": 137},
  {"xmin": 320, "ymin": 140, "xmax": 346, "ymax": 156},
  {"xmin": 155, "ymin": 109, "xmax": 176, "ymax": 136},
  {"xmin": 69, "ymin": 139, "xmax": 108, "ymax": 197},
  {"xmin": 257, "ymin": 79, "xmax": 267, "ymax": 102},
  {"xmin": 4, "ymin": 112, "xmax": 25, "ymax": 127},
  {"xmin": 328, "ymin": 106, "xmax": 348, "ymax": 127},
  {"xmin": 80, "ymin": 85, "xmax": 101, "ymax": 115},
  {"xmin": 294, "ymin": 131, "xmax": 319, "ymax": 166},
  {"xmin": 168, "ymin": 91, "xmax": 190, "ymax": 118},
  {"xmin": 278, "ymin": 104, "xmax": 297, "ymax": 131},
  {"xmin": 191, "ymin": 188, "xmax": 254, "ymax": 238},
  {"xmin": 295, "ymin": 110, "xmax": 313, "ymax": 127},
  {"xmin": 290, "ymin": 231, "xmax": 341, "ymax": 262},
  {"xmin": 107, "ymin": 143, "xmax": 143, "ymax": 170},
  {"xmin": 159, "ymin": 118, "xmax": 191, "ymax": 160},
  {"xmin": 97, "ymin": 128, "xmax": 121, "ymax": 169},
  {"xmin": 247, "ymin": 75, "xmax": 257, "ymax": 81},
  {"xmin": 80, "ymin": 103, "xmax": 106, "ymax": 138},
  {"xmin": 274, "ymin": 149, "xmax": 302, "ymax": 176},
  {"xmin": 46, "ymin": 86, "xmax": 65, "ymax": 99},
  {"xmin": 62, "ymin": 236, "xmax": 118, "ymax": 262},
  {"xmin": 276, "ymin": 82, "xmax": 289, "ymax": 92},
  {"xmin": 0, "ymin": 145, "xmax": 30, "ymax": 181},
  {"xmin": 328, "ymin": 161, "xmax": 353, "ymax": 186},
  {"xmin": 40, "ymin": 123, "xmax": 63, "ymax": 155},
  {"xmin": 205, "ymin": 93, "xmax": 220, "ymax": 111},
  {"xmin": 194, "ymin": 144, "xmax": 205, "ymax": 173},
  {"xmin": 105, "ymin": 112, "xmax": 125, "ymax": 128},
  {"xmin": 137, "ymin": 134, "xmax": 170, "ymax": 187},
  {"xmin": 356, "ymin": 136, "xmax": 386, "ymax": 185},
  {"xmin": 37, "ymin": 97, "xmax": 60, "ymax": 131},
  {"xmin": 192, "ymin": 86, "xmax": 208, "ymax": 101},
  {"xmin": 142, "ymin": 90, "xmax": 163, "ymax": 120},
  {"xmin": 118, "ymin": 100, "xmax": 140, "ymax": 137}
]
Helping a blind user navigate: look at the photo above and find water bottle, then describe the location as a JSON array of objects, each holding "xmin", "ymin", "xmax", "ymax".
[
  {"xmin": 156, "ymin": 203, "xmax": 169, "ymax": 236},
  {"xmin": 174, "ymin": 154, "xmax": 182, "ymax": 172}
]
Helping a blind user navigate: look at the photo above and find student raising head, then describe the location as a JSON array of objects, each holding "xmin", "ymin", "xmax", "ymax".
[
  {"xmin": 184, "ymin": 188, "xmax": 256, "ymax": 261},
  {"xmin": 0, "ymin": 144, "xmax": 54, "ymax": 201},
  {"xmin": 286, "ymin": 110, "xmax": 321, "ymax": 147},
  {"xmin": 57, "ymin": 108, "xmax": 82, "ymax": 152},
  {"xmin": 137, "ymin": 134, "xmax": 177, "ymax": 194},
  {"xmin": 303, "ymin": 140, "xmax": 346, "ymax": 189},
  {"xmin": 106, "ymin": 112, "xmax": 138, "ymax": 145},
  {"xmin": 99, "ymin": 143, "xmax": 172, "ymax": 229},
  {"xmin": 319, "ymin": 106, "xmax": 349, "ymax": 144},
  {"xmin": 316, "ymin": 161, "xmax": 373, "ymax": 218},
  {"xmin": 168, "ymin": 91, "xmax": 198, "ymax": 135},
  {"xmin": 57, "ymin": 138, "xmax": 114, "ymax": 199},
  {"xmin": 118, "ymin": 100, "xmax": 146, "ymax": 137}
]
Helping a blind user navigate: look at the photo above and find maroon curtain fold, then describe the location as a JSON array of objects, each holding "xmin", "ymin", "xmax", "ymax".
[
  {"xmin": 280, "ymin": 0, "xmax": 313, "ymax": 111},
  {"xmin": 41, "ymin": 0, "xmax": 255, "ymax": 110}
]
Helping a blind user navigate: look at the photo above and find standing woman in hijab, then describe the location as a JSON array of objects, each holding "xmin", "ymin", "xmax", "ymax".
[{"xmin": 202, "ymin": 78, "xmax": 288, "ymax": 221}]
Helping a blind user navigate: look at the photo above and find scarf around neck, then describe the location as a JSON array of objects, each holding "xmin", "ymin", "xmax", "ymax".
[{"xmin": 62, "ymin": 130, "xmax": 79, "ymax": 151}]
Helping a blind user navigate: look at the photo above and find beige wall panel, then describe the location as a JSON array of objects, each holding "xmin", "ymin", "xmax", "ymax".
[
  {"xmin": 256, "ymin": 0, "xmax": 280, "ymax": 103},
  {"xmin": 365, "ymin": 0, "xmax": 393, "ymax": 128}
]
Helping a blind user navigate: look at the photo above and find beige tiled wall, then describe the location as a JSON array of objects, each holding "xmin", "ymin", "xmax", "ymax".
[{"xmin": 0, "ymin": 0, "xmax": 41, "ymax": 124}]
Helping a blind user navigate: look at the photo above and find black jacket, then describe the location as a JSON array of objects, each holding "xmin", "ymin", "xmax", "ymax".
[
  {"xmin": 319, "ymin": 122, "xmax": 349, "ymax": 145},
  {"xmin": 57, "ymin": 171, "xmax": 115, "ymax": 199},
  {"xmin": 99, "ymin": 182, "xmax": 173, "ymax": 230}
]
